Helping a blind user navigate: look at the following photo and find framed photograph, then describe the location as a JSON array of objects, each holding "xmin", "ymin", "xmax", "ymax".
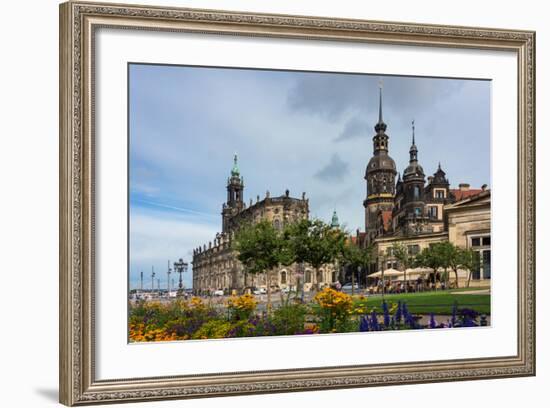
[{"xmin": 59, "ymin": 1, "xmax": 535, "ymax": 405}]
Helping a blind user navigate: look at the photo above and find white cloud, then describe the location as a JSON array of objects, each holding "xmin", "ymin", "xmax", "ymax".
[{"xmin": 129, "ymin": 208, "xmax": 218, "ymax": 288}]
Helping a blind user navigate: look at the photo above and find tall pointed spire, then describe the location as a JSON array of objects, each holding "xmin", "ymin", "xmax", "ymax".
[
  {"xmin": 374, "ymin": 79, "xmax": 387, "ymax": 133},
  {"xmin": 378, "ymin": 81, "xmax": 383, "ymax": 123},
  {"xmin": 409, "ymin": 120, "xmax": 418, "ymax": 162},
  {"xmin": 231, "ymin": 152, "xmax": 239, "ymax": 177}
]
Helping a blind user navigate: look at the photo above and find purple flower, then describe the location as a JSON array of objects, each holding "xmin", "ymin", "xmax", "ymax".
[
  {"xmin": 370, "ymin": 310, "xmax": 380, "ymax": 331},
  {"xmin": 359, "ymin": 316, "xmax": 370, "ymax": 332},
  {"xmin": 394, "ymin": 301, "xmax": 403, "ymax": 324},
  {"xmin": 402, "ymin": 303, "xmax": 418, "ymax": 329},
  {"xmin": 429, "ymin": 313, "xmax": 437, "ymax": 329},
  {"xmin": 461, "ymin": 316, "xmax": 477, "ymax": 327},
  {"xmin": 451, "ymin": 302, "xmax": 458, "ymax": 327},
  {"xmin": 458, "ymin": 308, "xmax": 479, "ymax": 320},
  {"xmin": 382, "ymin": 301, "xmax": 390, "ymax": 327}
]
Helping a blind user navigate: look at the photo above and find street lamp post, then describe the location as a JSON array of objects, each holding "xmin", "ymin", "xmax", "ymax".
[
  {"xmin": 167, "ymin": 260, "xmax": 171, "ymax": 295},
  {"xmin": 151, "ymin": 266, "xmax": 155, "ymax": 296},
  {"xmin": 173, "ymin": 258, "xmax": 188, "ymax": 297}
]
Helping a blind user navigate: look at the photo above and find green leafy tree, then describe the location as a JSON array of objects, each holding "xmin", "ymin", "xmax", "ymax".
[
  {"xmin": 339, "ymin": 240, "xmax": 372, "ymax": 295},
  {"xmin": 285, "ymin": 219, "xmax": 345, "ymax": 294},
  {"xmin": 433, "ymin": 242, "xmax": 456, "ymax": 288},
  {"xmin": 415, "ymin": 245, "xmax": 444, "ymax": 288},
  {"xmin": 233, "ymin": 220, "xmax": 292, "ymax": 312},
  {"xmin": 461, "ymin": 248, "xmax": 482, "ymax": 288},
  {"xmin": 447, "ymin": 245, "xmax": 478, "ymax": 289},
  {"xmin": 391, "ymin": 243, "xmax": 415, "ymax": 292}
]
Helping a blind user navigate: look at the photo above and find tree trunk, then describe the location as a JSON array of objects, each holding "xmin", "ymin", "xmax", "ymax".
[
  {"xmin": 467, "ymin": 269, "xmax": 472, "ymax": 288},
  {"xmin": 266, "ymin": 270, "xmax": 272, "ymax": 314},
  {"xmin": 351, "ymin": 269, "xmax": 356, "ymax": 296},
  {"xmin": 314, "ymin": 267, "xmax": 320, "ymax": 293},
  {"xmin": 454, "ymin": 268, "xmax": 460, "ymax": 288}
]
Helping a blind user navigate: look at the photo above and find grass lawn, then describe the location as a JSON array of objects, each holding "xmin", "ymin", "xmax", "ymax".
[{"xmin": 356, "ymin": 290, "xmax": 491, "ymax": 315}]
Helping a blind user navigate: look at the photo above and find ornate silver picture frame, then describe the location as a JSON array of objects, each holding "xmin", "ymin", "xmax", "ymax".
[{"xmin": 59, "ymin": 1, "xmax": 535, "ymax": 405}]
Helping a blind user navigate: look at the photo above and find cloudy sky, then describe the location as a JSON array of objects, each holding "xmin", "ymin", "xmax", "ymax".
[{"xmin": 128, "ymin": 64, "xmax": 491, "ymax": 290}]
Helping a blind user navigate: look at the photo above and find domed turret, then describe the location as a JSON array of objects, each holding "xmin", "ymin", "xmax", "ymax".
[
  {"xmin": 431, "ymin": 162, "xmax": 449, "ymax": 185},
  {"xmin": 403, "ymin": 120, "xmax": 425, "ymax": 180},
  {"xmin": 364, "ymin": 81, "xmax": 397, "ymax": 237},
  {"xmin": 331, "ymin": 210, "xmax": 340, "ymax": 228}
]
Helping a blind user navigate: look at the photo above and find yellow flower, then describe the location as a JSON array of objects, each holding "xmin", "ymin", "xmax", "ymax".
[
  {"xmin": 227, "ymin": 294, "xmax": 257, "ymax": 313},
  {"xmin": 314, "ymin": 287, "xmax": 353, "ymax": 316}
]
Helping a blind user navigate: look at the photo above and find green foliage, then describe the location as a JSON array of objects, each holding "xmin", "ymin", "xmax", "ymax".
[
  {"xmin": 340, "ymin": 241, "xmax": 372, "ymax": 270},
  {"xmin": 415, "ymin": 244, "xmax": 445, "ymax": 282},
  {"xmin": 284, "ymin": 218, "xmax": 346, "ymax": 269},
  {"xmin": 233, "ymin": 220, "xmax": 290, "ymax": 275},
  {"xmin": 192, "ymin": 320, "xmax": 233, "ymax": 339},
  {"xmin": 271, "ymin": 303, "xmax": 308, "ymax": 335},
  {"xmin": 414, "ymin": 242, "xmax": 482, "ymax": 288},
  {"xmin": 391, "ymin": 242, "xmax": 414, "ymax": 270}
]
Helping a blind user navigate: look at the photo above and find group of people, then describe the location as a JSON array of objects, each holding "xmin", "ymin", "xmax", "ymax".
[{"xmin": 340, "ymin": 275, "xmax": 452, "ymax": 295}]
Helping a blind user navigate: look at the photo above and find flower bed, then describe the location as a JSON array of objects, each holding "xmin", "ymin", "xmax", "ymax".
[{"xmin": 129, "ymin": 289, "xmax": 487, "ymax": 342}]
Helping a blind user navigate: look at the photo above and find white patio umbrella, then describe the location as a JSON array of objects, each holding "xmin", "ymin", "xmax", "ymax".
[
  {"xmin": 369, "ymin": 269, "xmax": 403, "ymax": 278},
  {"xmin": 382, "ymin": 268, "xmax": 404, "ymax": 277},
  {"xmin": 404, "ymin": 267, "xmax": 432, "ymax": 278}
]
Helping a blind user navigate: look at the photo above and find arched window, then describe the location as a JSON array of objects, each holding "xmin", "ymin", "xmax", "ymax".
[
  {"xmin": 273, "ymin": 219, "xmax": 281, "ymax": 230},
  {"xmin": 316, "ymin": 270, "xmax": 323, "ymax": 283},
  {"xmin": 280, "ymin": 271, "xmax": 287, "ymax": 284},
  {"xmin": 305, "ymin": 270, "xmax": 312, "ymax": 283},
  {"xmin": 413, "ymin": 186, "xmax": 420, "ymax": 199}
]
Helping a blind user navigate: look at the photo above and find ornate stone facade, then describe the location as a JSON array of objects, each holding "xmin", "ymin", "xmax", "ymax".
[
  {"xmin": 357, "ymin": 88, "xmax": 491, "ymax": 286},
  {"xmin": 192, "ymin": 155, "xmax": 337, "ymax": 294}
]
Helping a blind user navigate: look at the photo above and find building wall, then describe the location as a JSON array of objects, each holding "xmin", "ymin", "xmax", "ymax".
[
  {"xmin": 373, "ymin": 233, "xmax": 448, "ymax": 270},
  {"xmin": 193, "ymin": 193, "xmax": 341, "ymax": 294},
  {"xmin": 447, "ymin": 205, "xmax": 491, "ymax": 249}
]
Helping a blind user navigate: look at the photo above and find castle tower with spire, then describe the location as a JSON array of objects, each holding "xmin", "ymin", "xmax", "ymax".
[
  {"xmin": 401, "ymin": 120, "xmax": 426, "ymax": 219},
  {"xmin": 364, "ymin": 82, "xmax": 397, "ymax": 241},
  {"xmin": 222, "ymin": 153, "xmax": 244, "ymax": 232}
]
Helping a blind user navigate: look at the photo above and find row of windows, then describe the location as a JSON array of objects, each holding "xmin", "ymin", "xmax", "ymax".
[
  {"xmin": 385, "ymin": 244, "xmax": 420, "ymax": 258},
  {"xmin": 472, "ymin": 236, "xmax": 491, "ymax": 247}
]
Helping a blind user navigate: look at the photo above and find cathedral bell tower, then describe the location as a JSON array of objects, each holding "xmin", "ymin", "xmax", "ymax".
[
  {"xmin": 222, "ymin": 153, "xmax": 244, "ymax": 232},
  {"xmin": 364, "ymin": 82, "xmax": 397, "ymax": 241}
]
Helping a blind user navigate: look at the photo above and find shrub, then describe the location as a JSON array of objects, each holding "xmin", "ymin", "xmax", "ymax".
[
  {"xmin": 227, "ymin": 294, "xmax": 257, "ymax": 321},
  {"xmin": 313, "ymin": 287, "xmax": 353, "ymax": 333},
  {"xmin": 271, "ymin": 303, "xmax": 308, "ymax": 335},
  {"xmin": 193, "ymin": 320, "xmax": 233, "ymax": 339}
]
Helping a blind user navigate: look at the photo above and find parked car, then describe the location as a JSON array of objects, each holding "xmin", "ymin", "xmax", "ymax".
[
  {"xmin": 213, "ymin": 289, "xmax": 224, "ymax": 296},
  {"xmin": 253, "ymin": 287, "xmax": 266, "ymax": 295},
  {"xmin": 341, "ymin": 283, "xmax": 359, "ymax": 292}
]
